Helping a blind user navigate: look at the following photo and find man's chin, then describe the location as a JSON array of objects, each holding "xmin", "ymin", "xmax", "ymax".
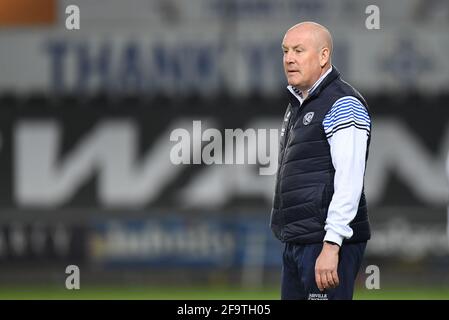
[{"xmin": 288, "ymin": 80, "xmax": 303, "ymax": 88}]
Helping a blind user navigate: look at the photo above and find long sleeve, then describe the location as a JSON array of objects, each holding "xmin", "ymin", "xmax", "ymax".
[{"xmin": 322, "ymin": 96, "xmax": 371, "ymax": 246}]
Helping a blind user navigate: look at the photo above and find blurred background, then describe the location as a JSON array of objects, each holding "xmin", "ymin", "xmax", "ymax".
[{"xmin": 0, "ymin": 0, "xmax": 449, "ymax": 299}]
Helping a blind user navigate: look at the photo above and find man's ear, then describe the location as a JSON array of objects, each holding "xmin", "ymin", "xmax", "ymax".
[{"xmin": 320, "ymin": 47, "xmax": 330, "ymax": 67}]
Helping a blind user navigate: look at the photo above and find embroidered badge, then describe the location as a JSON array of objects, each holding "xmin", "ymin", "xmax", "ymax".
[{"xmin": 303, "ymin": 112, "xmax": 314, "ymax": 125}]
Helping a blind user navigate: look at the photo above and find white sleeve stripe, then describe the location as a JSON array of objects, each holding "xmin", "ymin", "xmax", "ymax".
[
  {"xmin": 326, "ymin": 104, "xmax": 369, "ymax": 119},
  {"xmin": 328, "ymin": 100, "xmax": 367, "ymax": 114},
  {"xmin": 332, "ymin": 96, "xmax": 363, "ymax": 106},
  {"xmin": 323, "ymin": 95, "xmax": 371, "ymax": 134},
  {"xmin": 328, "ymin": 97, "xmax": 367, "ymax": 113}
]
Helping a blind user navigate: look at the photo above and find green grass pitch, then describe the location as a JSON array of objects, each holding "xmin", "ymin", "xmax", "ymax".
[{"xmin": 0, "ymin": 285, "xmax": 448, "ymax": 300}]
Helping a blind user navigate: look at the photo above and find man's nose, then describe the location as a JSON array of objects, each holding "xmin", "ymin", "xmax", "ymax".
[{"xmin": 284, "ymin": 51, "xmax": 294, "ymax": 63}]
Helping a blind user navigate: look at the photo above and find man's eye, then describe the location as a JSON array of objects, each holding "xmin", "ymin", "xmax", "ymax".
[{"xmin": 295, "ymin": 49, "xmax": 303, "ymax": 53}]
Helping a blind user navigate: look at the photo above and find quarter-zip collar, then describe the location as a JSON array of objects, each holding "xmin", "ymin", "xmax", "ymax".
[{"xmin": 287, "ymin": 66, "xmax": 340, "ymax": 107}]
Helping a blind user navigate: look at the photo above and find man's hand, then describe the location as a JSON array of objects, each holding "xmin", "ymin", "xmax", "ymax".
[{"xmin": 315, "ymin": 242, "xmax": 340, "ymax": 291}]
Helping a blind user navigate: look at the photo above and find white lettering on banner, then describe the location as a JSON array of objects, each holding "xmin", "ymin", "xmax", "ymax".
[
  {"xmin": 0, "ymin": 223, "xmax": 72, "ymax": 258},
  {"xmin": 13, "ymin": 118, "xmax": 449, "ymax": 208},
  {"xmin": 366, "ymin": 118, "xmax": 449, "ymax": 205},
  {"xmin": 15, "ymin": 120, "xmax": 185, "ymax": 208}
]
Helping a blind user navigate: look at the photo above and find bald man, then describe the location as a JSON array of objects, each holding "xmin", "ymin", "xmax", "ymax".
[{"xmin": 270, "ymin": 22, "xmax": 372, "ymax": 300}]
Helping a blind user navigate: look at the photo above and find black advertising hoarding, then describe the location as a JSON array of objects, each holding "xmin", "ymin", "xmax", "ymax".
[
  {"xmin": 0, "ymin": 94, "xmax": 448, "ymax": 262},
  {"xmin": 0, "ymin": 94, "xmax": 447, "ymax": 210}
]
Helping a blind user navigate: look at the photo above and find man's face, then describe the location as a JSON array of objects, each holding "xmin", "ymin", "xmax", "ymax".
[{"xmin": 282, "ymin": 29, "xmax": 322, "ymax": 91}]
